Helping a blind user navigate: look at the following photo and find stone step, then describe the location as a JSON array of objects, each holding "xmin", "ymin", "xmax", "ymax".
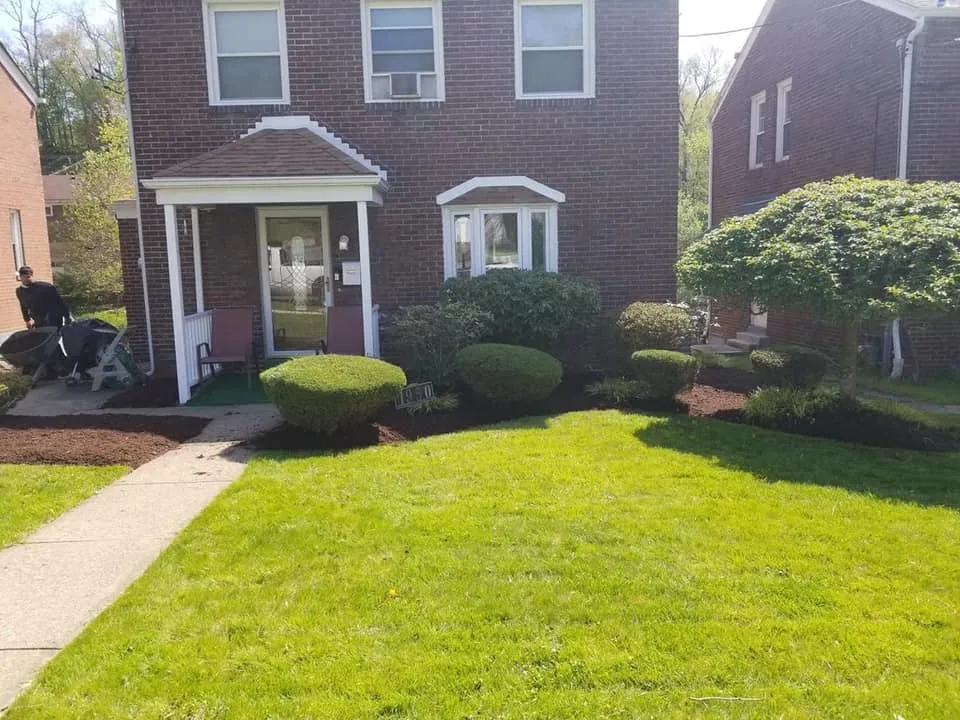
[
  {"xmin": 690, "ymin": 343, "xmax": 746, "ymax": 356},
  {"xmin": 735, "ymin": 331, "xmax": 770, "ymax": 348},
  {"xmin": 727, "ymin": 338, "xmax": 759, "ymax": 351}
]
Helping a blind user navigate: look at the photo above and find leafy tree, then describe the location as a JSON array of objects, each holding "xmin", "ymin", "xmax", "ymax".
[
  {"xmin": 676, "ymin": 177, "xmax": 960, "ymax": 393},
  {"xmin": 57, "ymin": 114, "xmax": 131, "ymax": 312}
]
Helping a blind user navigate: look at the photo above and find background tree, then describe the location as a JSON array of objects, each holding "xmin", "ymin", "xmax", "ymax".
[
  {"xmin": 676, "ymin": 177, "xmax": 960, "ymax": 393},
  {"xmin": 678, "ymin": 48, "xmax": 726, "ymax": 257},
  {"xmin": 56, "ymin": 114, "xmax": 130, "ymax": 312}
]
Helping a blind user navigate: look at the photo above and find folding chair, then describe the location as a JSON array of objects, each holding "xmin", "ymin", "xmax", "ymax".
[{"xmin": 196, "ymin": 307, "xmax": 257, "ymax": 388}]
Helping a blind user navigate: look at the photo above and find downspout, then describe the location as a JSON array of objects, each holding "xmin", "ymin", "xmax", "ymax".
[
  {"xmin": 890, "ymin": 15, "xmax": 926, "ymax": 381},
  {"xmin": 115, "ymin": 0, "xmax": 156, "ymax": 375}
]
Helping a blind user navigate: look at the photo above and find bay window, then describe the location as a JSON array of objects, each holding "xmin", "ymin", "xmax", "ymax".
[{"xmin": 443, "ymin": 205, "xmax": 558, "ymax": 278}]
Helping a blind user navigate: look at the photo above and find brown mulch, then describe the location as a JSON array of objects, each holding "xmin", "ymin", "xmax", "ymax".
[
  {"xmin": 0, "ymin": 415, "xmax": 210, "ymax": 467},
  {"xmin": 679, "ymin": 384, "xmax": 748, "ymax": 417},
  {"xmin": 696, "ymin": 366, "xmax": 762, "ymax": 395}
]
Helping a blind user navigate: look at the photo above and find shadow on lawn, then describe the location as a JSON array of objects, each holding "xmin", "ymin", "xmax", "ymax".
[{"xmin": 636, "ymin": 415, "xmax": 960, "ymax": 511}]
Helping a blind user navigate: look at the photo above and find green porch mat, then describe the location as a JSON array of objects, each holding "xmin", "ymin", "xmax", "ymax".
[{"xmin": 188, "ymin": 371, "xmax": 272, "ymax": 406}]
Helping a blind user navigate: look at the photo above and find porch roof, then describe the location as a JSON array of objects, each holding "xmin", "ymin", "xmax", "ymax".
[{"xmin": 153, "ymin": 128, "xmax": 379, "ymax": 180}]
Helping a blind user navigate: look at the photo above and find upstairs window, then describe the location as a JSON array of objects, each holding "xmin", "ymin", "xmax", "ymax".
[
  {"xmin": 776, "ymin": 78, "xmax": 793, "ymax": 163},
  {"xmin": 362, "ymin": 0, "xmax": 444, "ymax": 102},
  {"xmin": 516, "ymin": 0, "xmax": 595, "ymax": 99},
  {"xmin": 749, "ymin": 91, "xmax": 766, "ymax": 170},
  {"xmin": 203, "ymin": 0, "xmax": 289, "ymax": 105}
]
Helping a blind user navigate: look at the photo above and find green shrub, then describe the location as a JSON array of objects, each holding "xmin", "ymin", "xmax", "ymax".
[
  {"xmin": 455, "ymin": 343, "xmax": 562, "ymax": 407},
  {"xmin": 406, "ymin": 393, "xmax": 460, "ymax": 416},
  {"xmin": 261, "ymin": 355, "xmax": 406, "ymax": 435},
  {"xmin": 630, "ymin": 350, "xmax": 699, "ymax": 399},
  {"xmin": 386, "ymin": 303, "xmax": 492, "ymax": 391},
  {"xmin": 751, "ymin": 345, "xmax": 829, "ymax": 389},
  {"xmin": 585, "ymin": 378, "xmax": 652, "ymax": 408},
  {"xmin": 441, "ymin": 270, "xmax": 600, "ymax": 354},
  {"xmin": 617, "ymin": 302, "xmax": 694, "ymax": 352},
  {"xmin": 0, "ymin": 371, "xmax": 31, "ymax": 413},
  {"xmin": 745, "ymin": 387, "xmax": 856, "ymax": 427}
]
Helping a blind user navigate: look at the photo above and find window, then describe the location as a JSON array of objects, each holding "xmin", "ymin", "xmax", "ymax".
[
  {"xmin": 776, "ymin": 78, "xmax": 792, "ymax": 163},
  {"xmin": 10, "ymin": 210, "xmax": 25, "ymax": 275},
  {"xmin": 203, "ymin": 0, "xmax": 289, "ymax": 105},
  {"xmin": 749, "ymin": 91, "xmax": 766, "ymax": 170},
  {"xmin": 516, "ymin": 0, "xmax": 595, "ymax": 98},
  {"xmin": 443, "ymin": 205, "xmax": 558, "ymax": 278},
  {"xmin": 362, "ymin": 0, "xmax": 444, "ymax": 102},
  {"xmin": 45, "ymin": 205, "xmax": 54, "ymax": 218}
]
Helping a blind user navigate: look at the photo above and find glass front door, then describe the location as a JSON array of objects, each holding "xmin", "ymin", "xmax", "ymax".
[{"xmin": 262, "ymin": 210, "xmax": 332, "ymax": 353}]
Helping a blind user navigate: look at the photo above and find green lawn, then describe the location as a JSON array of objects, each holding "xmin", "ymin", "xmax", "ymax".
[
  {"xmin": 78, "ymin": 307, "xmax": 127, "ymax": 331},
  {"xmin": 859, "ymin": 372, "xmax": 960, "ymax": 406},
  {"xmin": 6, "ymin": 411, "xmax": 960, "ymax": 718},
  {"xmin": 0, "ymin": 464, "xmax": 128, "ymax": 548}
]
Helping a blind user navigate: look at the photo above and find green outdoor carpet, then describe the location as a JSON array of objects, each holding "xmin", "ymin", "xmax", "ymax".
[{"xmin": 188, "ymin": 372, "xmax": 271, "ymax": 406}]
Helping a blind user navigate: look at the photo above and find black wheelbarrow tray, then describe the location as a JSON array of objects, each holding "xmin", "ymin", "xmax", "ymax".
[{"xmin": 0, "ymin": 327, "xmax": 63, "ymax": 384}]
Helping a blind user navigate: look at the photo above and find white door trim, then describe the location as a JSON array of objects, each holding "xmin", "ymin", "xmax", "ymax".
[{"xmin": 256, "ymin": 205, "xmax": 331, "ymax": 357}]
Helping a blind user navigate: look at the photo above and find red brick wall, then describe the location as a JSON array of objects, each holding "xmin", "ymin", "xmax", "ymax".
[
  {"xmin": 117, "ymin": 216, "xmax": 148, "ymax": 359},
  {"xmin": 119, "ymin": 0, "xmax": 679, "ymax": 368},
  {"xmin": 909, "ymin": 18, "xmax": 960, "ymax": 183},
  {"xmin": 710, "ymin": 3, "xmax": 960, "ymax": 373},
  {"xmin": 711, "ymin": 0, "xmax": 910, "ymax": 225},
  {"xmin": 0, "ymin": 68, "xmax": 49, "ymax": 335}
]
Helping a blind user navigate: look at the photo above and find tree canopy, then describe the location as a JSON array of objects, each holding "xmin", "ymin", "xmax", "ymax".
[{"xmin": 677, "ymin": 177, "xmax": 960, "ymax": 322}]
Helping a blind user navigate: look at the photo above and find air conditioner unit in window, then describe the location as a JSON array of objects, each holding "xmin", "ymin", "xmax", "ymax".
[{"xmin": 390, "ymin": 72, "xmax": 421, "ymax": 99}]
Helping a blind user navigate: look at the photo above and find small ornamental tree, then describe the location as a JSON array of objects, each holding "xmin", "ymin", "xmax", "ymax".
[{"xmin": 676, "ymin": 177, "xmax": 960, "ymax": 394}]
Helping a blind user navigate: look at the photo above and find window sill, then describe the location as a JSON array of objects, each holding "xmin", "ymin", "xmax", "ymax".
[
  {"xmin": 365, "ymin": 99, "xmax": 445, "ymax": 111},
  {"xmin": 209, "ymin": 99, "xmax": 291, "ymax": 108}
]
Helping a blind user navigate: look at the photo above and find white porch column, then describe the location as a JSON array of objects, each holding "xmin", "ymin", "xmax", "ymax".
[
  {"xmin": 191, "ymin": 206, "xmax": 204, "ymax": 313},
  {"xmin": 164, "ymin": 204, "xmax": 190, "ymax": 405},
  {"xmin": 357, "ymin": 201, "xmax": 375, "ymax": 357}
]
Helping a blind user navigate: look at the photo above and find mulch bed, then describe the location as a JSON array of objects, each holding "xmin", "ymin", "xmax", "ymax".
[
  {"xmin": 0, "ymin": 415, "xmax": 210, "ymax": 467},
  {"xmin": 696, "ymin": 366, "xmax": 762, "ymax": 395},
  {"xmin": 679, "ymin": 384, "xmax": 747, "ymax": 417}
]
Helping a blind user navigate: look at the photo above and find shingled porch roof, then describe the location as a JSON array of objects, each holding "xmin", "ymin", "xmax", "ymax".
[{"xmin": 154, "ymin": 128, "xmax": 379, "ymax": 180}]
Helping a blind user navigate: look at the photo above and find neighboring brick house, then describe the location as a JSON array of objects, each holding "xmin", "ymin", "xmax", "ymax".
[
  {"xmin": 43, "ymin": 174, "xmax": 74, "ymax": 274},
  {"xmin": 0, "ymin": 42, "xmax": 51, "ymax": 339},
  {"xmin": 117, "ymin": 0, "xmax": 679, "ymax": 403},
  {"xmin": 710, "ymin": 0, "xmax": 960, "ymax": 371}
]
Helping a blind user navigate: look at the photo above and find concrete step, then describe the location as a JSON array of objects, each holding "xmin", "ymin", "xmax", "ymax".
[
  {"xmin": 735, "ymin": 331, "xmax": 770, "ymax": 348},
  {"xmin": 727, "ymin": 338, "xmax": 759, "ymax": 351},
  {"xmin": 690, "ymin": 342, "xmax": 746, "ymax": 356}
]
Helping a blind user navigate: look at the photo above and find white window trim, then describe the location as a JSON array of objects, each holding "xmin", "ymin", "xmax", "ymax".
[
  {"xmin": 749, "ymin": 91, "xmax": 766, "ymax": 170},
  {"xmin": 360, "ymin": 0, "xmax": 445, "ymax": 104},
  {"xmin": 10, "ymin": 210, "xmax": 25, "ymax": 276},
  {"xmin": 202, "ymin": 0, "xmax": 290, "ymax": 107},
  {"xmin": 514, "ymin": 0, "xmax": 595, "ymax": 100},
  {"xmin": 776, "ymin": 77, "xmax": 792, "ymax": 163},
  {"xmin": 442, "ymin": 204, "xmax": 559, "ymax": 279}
]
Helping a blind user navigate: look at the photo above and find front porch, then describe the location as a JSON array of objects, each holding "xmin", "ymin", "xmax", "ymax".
[{"xmin": 142, "ymin": 116, "xmax": 388, "ymax": 404}]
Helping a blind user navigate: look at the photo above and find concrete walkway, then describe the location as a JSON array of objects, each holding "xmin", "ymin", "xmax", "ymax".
[{"xmin": 0, "ymin": 407, "xmax": 281, "ymax": 712}]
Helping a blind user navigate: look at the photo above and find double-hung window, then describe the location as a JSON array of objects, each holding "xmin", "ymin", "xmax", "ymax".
[
  {"xmin": 10, "ymin": 210, "xmax": 25, "ymax": 276},
  {"xmin": 776, "ymin": 78, "xmax": 792, "ymax": 163},
  {"xmin": 203, "ymin": 0, "xmax": 289, "ymax": 105},
  {"xmin": 362, "ymin": 0, "xmax": 444, "ymax": 102},
  {"xmin": 443, "ymin": 206, "xmax": 558, "ymax": 278},
  {"xmin": 515, "ymin": 0, "xmax": 595, "ymax": 98},
  {"xmin": 749, "ymin": 91, "xmax": 766, "ymax": 170}
]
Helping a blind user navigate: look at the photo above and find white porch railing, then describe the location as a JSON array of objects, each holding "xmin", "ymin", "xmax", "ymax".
[
  {"xmin": 184, "ymin": 310, "xmax": 214, "ymax": 387},
  {"xmin": 371, "ymin": 304, "xmax": 381, "ymax": 358}
]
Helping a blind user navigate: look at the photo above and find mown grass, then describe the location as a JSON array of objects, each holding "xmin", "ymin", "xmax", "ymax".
[
  {"xmin": 78, "ymin": 307, "xmax": 127, "ymax": 331},
  {"xmin": 859, "ymin": 372, "xmax": 960, "ymax": 406},
  {"xmin": 0, "ymin": 464, "xmax": 128, "ymax": 547},
  {"xmin": 6, "ymin": 411, "xmax": 960, "ymax": 719}
]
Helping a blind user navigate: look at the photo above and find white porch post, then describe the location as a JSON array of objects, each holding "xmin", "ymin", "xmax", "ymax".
[
  {"xmin": 357, "ymin": 201, "xmax": 375, "ymax": 357},
  {"xmin": 191, "ymin": 206, "xmax": 204, "ymax": 313},
  {"xmin": 164, "ymin": 204, "xmax": 190, "ymax": 404}
]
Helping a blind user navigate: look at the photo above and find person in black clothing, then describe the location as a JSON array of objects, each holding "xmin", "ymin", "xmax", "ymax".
[{"xmin": 15, "ymin": 266, "xmax": 71, "ymax": 330}]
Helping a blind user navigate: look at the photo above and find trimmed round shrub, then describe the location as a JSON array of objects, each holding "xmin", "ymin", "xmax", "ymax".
[
  {"xmin": 441, "ymin": 270, "xmax": 600, "ymax": 354},
  {"xmin": 751, "ymin": 345, "xmax": 829, "ymax": 389},
  {"xmin": 617, "ymin": 302, "xmax": 694, "ymax": 352},
  {"xmin": 455, "ymin": 343, "xmax": 562, "ymax": 407},
  {"xmin": 630, "ymin": 349, "xmax": 699, "ymax": 399},
  {"xmin": 261, "ymin": 355, "xmax": 406, "ymax": 435}
]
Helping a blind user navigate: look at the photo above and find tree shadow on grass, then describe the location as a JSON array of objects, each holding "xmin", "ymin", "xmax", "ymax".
[{"xmin": 636, "ymin": 415, "xmax": 960, "ymax": 511}]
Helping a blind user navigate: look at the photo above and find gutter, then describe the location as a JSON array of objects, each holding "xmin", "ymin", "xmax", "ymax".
[
  {"xmin": 115, "ymin": 0, "xmax": 156, "ymax": 376},
  {"xmin": 889, "ymin": 15, "xmax": 927, "ymax": 381}
]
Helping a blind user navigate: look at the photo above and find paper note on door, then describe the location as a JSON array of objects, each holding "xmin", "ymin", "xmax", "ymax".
[{"xmin": 341, "ymin": 261, "xmax": 362, "ymax": 286}]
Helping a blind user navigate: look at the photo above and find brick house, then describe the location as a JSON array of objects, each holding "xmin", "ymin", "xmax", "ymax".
[
  {"xmin": 0, "ymin": 42, "xmax": 51, "ymax": 339},
  {"xmin": 710, "ymin": 0, "xmax": 960, "ymax": 371},
  {"xmin": 42, "ymin": 174, "xmax": 74, "ymax": 275},
  {"xmin": 116, "ymin": 0, "xmax": 679, "ymax": 403}
]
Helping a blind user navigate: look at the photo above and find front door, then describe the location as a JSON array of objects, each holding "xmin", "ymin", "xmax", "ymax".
[{"xmin": 258, "ymin": 207, "xmax": 333, "ymax": 355}]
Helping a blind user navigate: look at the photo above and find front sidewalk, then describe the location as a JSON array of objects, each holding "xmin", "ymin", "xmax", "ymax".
[{"xmin": 0, "ymin": 406, "xmax": 280, "ymax": 712}]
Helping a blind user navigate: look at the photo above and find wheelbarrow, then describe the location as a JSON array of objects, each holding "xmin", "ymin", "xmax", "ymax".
[{"xmin": 0, "ymin": 327, "xmax": 64, "ymax": 386}]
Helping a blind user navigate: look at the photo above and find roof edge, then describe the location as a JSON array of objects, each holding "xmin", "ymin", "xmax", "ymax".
[
  {"xmin": 143, "ymin": 175, "xmax": 383, "ymax": 190},
  {"xmin": 436, "ymin": 176, "xmax": 566, "ymax": 206},
  {"xmin": 0, "ymin": 42, "xmax": 40, "ymax": 106},
  {"xmin": 710, "ymin": 0, "xmax": 934, "ymax": 125},
  {"xmin": 244, "ymin": 116, "xmax": 387, "ymax": 182}
]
